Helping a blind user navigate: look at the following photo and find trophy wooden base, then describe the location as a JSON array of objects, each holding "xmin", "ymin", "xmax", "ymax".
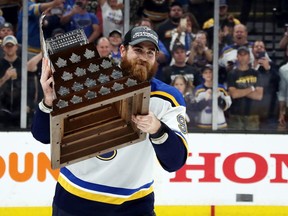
[{"xmin": 50, "ymin": 82, "xmax": 150, "ymax": 169}]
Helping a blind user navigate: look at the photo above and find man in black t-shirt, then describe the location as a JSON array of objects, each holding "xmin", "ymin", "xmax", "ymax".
[
  {"xmin": 227, "ymin": 46, "xmax": 264, "ymax": 130},
  {"xmin": 162, "ymin": 42, "xmax": 202, "ymax": 87},
  {"xmin": 0, "ymin": 35, "xmax": 22, "ymax": 128}
]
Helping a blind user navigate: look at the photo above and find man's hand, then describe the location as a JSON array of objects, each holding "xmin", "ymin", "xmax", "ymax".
[
  {"xmin": 6, "ymin": 67, "xmax": 17, "ymax": 80},
  {"xmin": 131, "ymin": 111, "xmax": 161, "ymax": 134},
  {"xmin": 258, "ymin": 57, "xmax": 270, "ymax": 71},
  {"xmin": 40, "ymin": 58, "xmax": 54, "ymax": 107}
]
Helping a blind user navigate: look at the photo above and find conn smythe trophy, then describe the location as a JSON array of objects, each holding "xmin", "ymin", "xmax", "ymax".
[{"xmin": 41, "ymin": 19, "xmax": 150, "ymax": 169}]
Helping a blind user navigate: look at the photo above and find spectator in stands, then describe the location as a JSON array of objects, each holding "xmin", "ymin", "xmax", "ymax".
[
  {"xmin": 251, "ymin": 40, "xmax": 280, "ymax": 130},
  {"xmin": 227, "ymin": 46, "xmax": 264, "ymax": 131},
  {"xmin": 171, "ymin": 74, "xmax": 197, "ymax": 129},
  {"xmin": 157, "ymin": 1, "xmax": 184, "ymax": 54},
  {"xmin": 218, "ymin": 24, "xmax": 253, "ymax": 84},
  {"xmin": 0, "ymin": 36, "xmax": 26, "ymax": 128},
  {"xmin": 96, "ymin": 36, "xmax": 112, "ymax": 57},
  {"xmin": 0, "ymin": 22, "xmax": 19, "ymax": 58},
  {"xmin": 0, "ymin": 22, "xmax": 13, "ymax": 44},
  {"xmin": 277, "ymin": 46, "xmax": 288, "ymax": 130},
  {"xmin": 140, "ymin": 0, "xmax": 171, "ymax": 28},
  {"xmin": 169, "ymin": 12, "xmax": 199, "ymax": 54},
  {"xmin": 219, "ymin": 24, "xmax": 253, "ymax": 71},
  {"xmin": 98, "ymin": 0, "xmax": 123, "ymax": 38},
  {"xmin": 108, "ymin": 29, "xmax": 122, "ymax": 66},
  {"xmin": 17, "ymin": 0, "xmax": 65, "ymax": 56},
  {"xmin": 136, "ymin": 17, "xmax": 170, "ymax": 81},
  {"xmin": 187, "ymin": 30, "xmax": 213, "ymax": 74},
  {"xmin": 61, "ymin": 0, "xmax": 101, "ymax": 43},
  {"xmin": 162, "ymin": 42, "xmax": 202, "ymax": 87},
  {"xmin": 194, "ymin": 64, "xmax": 231, "ymax": 129},
  {"xmin": 203, "ymin": 0, "xmax": 240, "ymax": 49}
]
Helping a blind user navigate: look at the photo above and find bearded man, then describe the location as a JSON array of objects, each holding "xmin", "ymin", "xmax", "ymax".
[{"xmin": 31, "ymin": 26, "xmax": 188, "ymax": 216}]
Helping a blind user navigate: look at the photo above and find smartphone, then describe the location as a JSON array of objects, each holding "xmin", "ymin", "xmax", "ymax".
[
  {"xmin": 257, "ymin": 51, "xmax": 265, "ymax": 59},
  {"xmin": 180, "ymin": 18, "xmax": 187, "ymax": 29},
  {"xmin": 51, "ymin": 7, "xmax": 62, "ymax": 15}
]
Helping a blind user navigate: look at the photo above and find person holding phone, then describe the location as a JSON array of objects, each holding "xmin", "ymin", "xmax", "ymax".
[
  {"xmin": 169, "ymin": 12, "xmax": 200, "ymax": 55},
  {"xmin": 187, "ymin": 30, "xmax": 213, "ymax": 73},
  {"xmin": 251, "ymin": 40, "xmax": 280, "ymax": 130},
  {"xmin": 252, "ymin": 40, "xmax": 272, "ymax": 71}
]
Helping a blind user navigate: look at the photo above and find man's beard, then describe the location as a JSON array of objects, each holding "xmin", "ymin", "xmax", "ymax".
[
  {"xmin": 171, "ymin": 17, "xmax": 181, "ymax": 23},
  {"xmin": 120, "ymin": 53, "xmax": 158, "ymax": 82}
]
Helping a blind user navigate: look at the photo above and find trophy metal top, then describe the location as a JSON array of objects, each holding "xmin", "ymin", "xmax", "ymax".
[{"xmin": 46, "ymin": 29, "xmax": 88, "ymax": 55}]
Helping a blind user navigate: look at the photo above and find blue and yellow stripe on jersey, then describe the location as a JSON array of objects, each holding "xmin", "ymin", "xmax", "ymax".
[
  {"xmin": 58, "ymin": 167, "xmax": 154, "ymax": 205},
  {"xmin": 150, "ymin": 78, "xmax": 186, "ymax": 108},
  {"xmin": 150, "ymin": 78, "xmax": 189, "ymax": 151}
]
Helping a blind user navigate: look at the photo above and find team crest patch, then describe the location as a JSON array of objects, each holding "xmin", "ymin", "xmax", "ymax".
[{"xmin": 96, "ymin": 150, "xmax": 117, "ymax": 160}]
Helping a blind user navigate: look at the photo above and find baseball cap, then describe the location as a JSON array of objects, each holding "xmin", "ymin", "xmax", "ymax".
[
  {"xmin": 202, "ymin": 64, "xmax": 213, "ymax": 73},
  {"xmin": 2, "ymin": 35, "xmax": 18, "ymax": 46},
  {"xmin": 109, "ymin": 29, "xmax": 122, "ymax": 37},
  {"xmin": 172, "ymin": 42, "xmax": 185, "ymax": 52},
  {"xmin": 237, "ymin": 46, "xmax": 249, "ymax": 54},
  {"xmin": 220, "ymin": 0, "xmax": 228, "ymax": 7},
  {"xmin": 0, "ymin": 22, "xmax": 13, "ymax": 30},
  {"xmin": 123, "ymin": 26, "xmax": 159, "ymax": 51}
]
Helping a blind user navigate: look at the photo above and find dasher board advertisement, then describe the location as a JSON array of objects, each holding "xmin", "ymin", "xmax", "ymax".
[{"xmin": 0, "ymin": 132, "xmax": 287, "ymax": 206}]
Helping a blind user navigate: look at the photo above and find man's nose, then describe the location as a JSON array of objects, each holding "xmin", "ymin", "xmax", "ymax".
[{"xmin": 138, "ymin": 52, "xmax": 149, "ymax": 60}]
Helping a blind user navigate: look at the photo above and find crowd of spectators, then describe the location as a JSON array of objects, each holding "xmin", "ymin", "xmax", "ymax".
[{"xmin": 0, "ymin": 0, "xmax": 288, "ymax": 133}]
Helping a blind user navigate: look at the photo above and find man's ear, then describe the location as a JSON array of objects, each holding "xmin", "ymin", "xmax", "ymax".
[{"xmin": 119, "ymin": 44, "xmax": 126, "ymax": 57}]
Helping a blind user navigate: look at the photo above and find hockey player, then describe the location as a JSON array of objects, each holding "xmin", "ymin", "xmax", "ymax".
[{"xmin": 31, "ymin": 26, "xmax": 188, "ymax": 216}]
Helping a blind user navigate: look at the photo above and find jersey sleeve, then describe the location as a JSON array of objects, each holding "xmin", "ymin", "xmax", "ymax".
[
  {"xmin": 31, "ymin": 104, "xmax": 51, "ymax": 144},
  {"xmin": 149, "ymin": 79, "xmax": 189, "ymax": 172}
]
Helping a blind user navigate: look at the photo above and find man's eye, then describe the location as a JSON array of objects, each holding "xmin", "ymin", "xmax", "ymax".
[
  {"xmin": 147, "ymin": 51, "xmax": 155, "ymax": 56},
  {"xmin": 134, "ymin": 48, "xmax": 142, "ymax": 53}
]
